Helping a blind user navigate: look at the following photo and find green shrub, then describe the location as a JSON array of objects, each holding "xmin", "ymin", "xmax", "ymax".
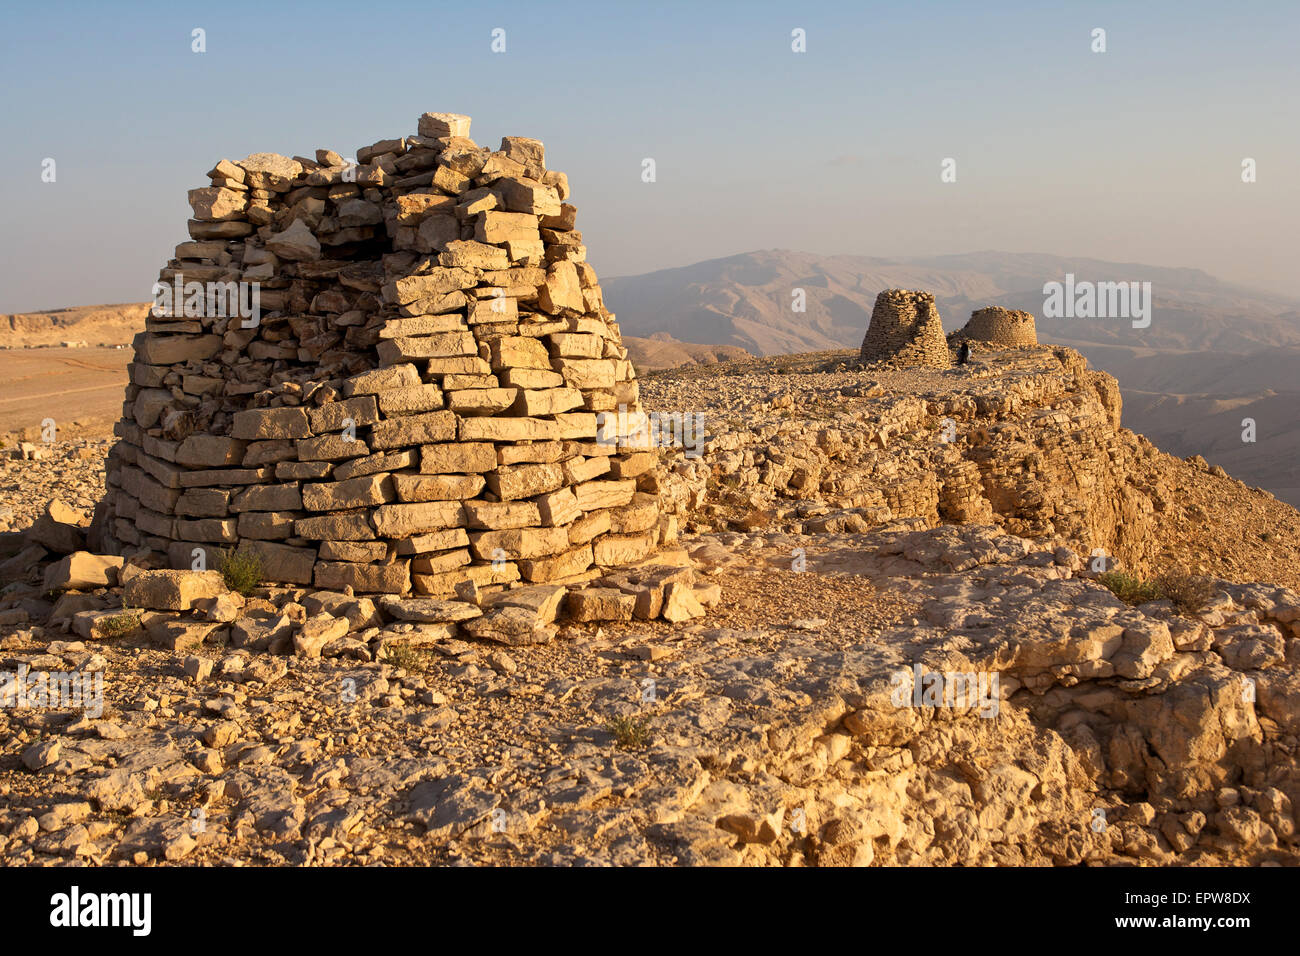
[
  {"xmin": 1155, "ymin": 571, "xmax": 1218, "ymax": 614},
  {"xmin": 605, "ymin": 715, "xmax": 651, "ymax": 750},
  {"xmin": 99, "ymin": 608, "xmax": 141, "ymax": 637},
  {"xmin": 1097, "ymin": 571, "xmax": 1164, "ymax": 605},
  {"xmin": 379, "ymin": 643, "xmax": 429, "ymax": 671},
  {"xmin": 217, "ymin": 548, "xmax": 264, "ymax": 596}
]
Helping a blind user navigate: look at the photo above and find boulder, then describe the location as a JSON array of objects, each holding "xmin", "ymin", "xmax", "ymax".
[
  {"xmin": 123, "ymin": 569, "xmax": 227, "ymax": 611},
  {"xmin": 43, "ymin": 552, "xmax": 125, "ymax": 591}
]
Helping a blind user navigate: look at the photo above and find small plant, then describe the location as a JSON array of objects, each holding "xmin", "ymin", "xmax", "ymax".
[
  {"xmin": 1096, "ymin": 571, "xmax": 1164, "ymax": 605},
  {"xmin": 1156, "ymin": 571, "xmax": 1218, "ymax": 614},
  {"xmin": 605, "ymin": 715, "xmax": 651, "ymax": 750},
  {"xmin": 98, "ymin": 607, "xmax": 141, "ymax": 637},
  {"xmin": 218, "ymin": 548, "xmax": 264, "ymax": 596},
  {"xmin": 379, "ymin": 643, "xmax": 428, "ymax": 671}
]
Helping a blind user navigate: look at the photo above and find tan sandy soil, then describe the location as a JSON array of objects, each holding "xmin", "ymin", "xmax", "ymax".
[{"xmin": 0, "ymin": 347, "xmax": 131, "ymax": 440}]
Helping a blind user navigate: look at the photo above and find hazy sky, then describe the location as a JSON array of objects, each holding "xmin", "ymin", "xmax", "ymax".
[{"xmin": 2, "ymin": 0, "xmax": 1297, "ymax": 313}]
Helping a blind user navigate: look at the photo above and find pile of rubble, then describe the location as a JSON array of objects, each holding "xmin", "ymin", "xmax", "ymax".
[{"xmin": 21, "ymin": 547, "xmax": 718, "ymax": 657}]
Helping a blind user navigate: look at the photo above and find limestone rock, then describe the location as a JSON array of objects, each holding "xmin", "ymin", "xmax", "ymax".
[
  {"xmin": 565, "ymin": 588, "xmax": 635, "ymax": 622},
  {"xmin": 43, "ymin": 552, "xmax": 125, "ymax": 591},
  {"xmin": 123, "ymin": 570, "xmax": 227, "ymax": 611},
  {"xmin": 266, "ymin": 218, "xmax": 321, "ymax": 261},
  {"xmin": 462, "ymin": 604, "xmax": 556, "ymax": 646},
  {"xmin": 26, "ymin": 500, "xmax": 86, "ymax": 554}
]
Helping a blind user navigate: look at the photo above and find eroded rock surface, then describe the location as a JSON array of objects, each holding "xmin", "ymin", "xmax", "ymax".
[{"xmin": 0, "ymin": 522, "xmax": 1296, "ymax": 866}]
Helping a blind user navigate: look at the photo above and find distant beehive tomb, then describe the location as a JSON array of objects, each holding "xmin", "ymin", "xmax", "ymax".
[
  {"xmin": 101, "ymin": 112, "xmax": 669, "ymax": 595},
  {"xmin": 951, "ymin": 306, "xmax": 1037, "ymax": 347},
  {"xmin": 858, "ymin": 289, "xmax": 952, "ymax": 368}
]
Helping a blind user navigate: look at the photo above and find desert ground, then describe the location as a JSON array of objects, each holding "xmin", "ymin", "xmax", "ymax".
[{"xmin": 0, "ymin": 347, "xmax": 131, "ymax": 440}]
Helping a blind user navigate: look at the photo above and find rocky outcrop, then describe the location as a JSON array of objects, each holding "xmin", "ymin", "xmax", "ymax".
[
  {"xmin": 0, "ymin": 304, "xmax": 150, "ymax": 349},
  {"xmin": 644, "ymin": 346, "xmax": 1300, "ymax": 589}
]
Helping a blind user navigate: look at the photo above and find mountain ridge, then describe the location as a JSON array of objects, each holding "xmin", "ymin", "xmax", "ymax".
[{"xmin": 604, "ymin": 248, "xmax": 1300, "ymax": 356}]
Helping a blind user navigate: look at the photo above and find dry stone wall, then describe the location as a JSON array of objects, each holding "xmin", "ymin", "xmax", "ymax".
[
  {"xmin": 857, "ymin": 290, "xmax": 952, "ymax": 368},
  {"xmin": 951, "ymin": 306, "xmax": 1038, "ymax": 346},
  {"xmin": 101, "ymin": 112, "xmax": 672, "ymax": 595}
]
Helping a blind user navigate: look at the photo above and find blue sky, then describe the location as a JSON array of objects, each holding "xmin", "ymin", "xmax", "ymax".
[{"xmin": 2, "ymin": 0, "xmax": 1297, "ymax": 311}]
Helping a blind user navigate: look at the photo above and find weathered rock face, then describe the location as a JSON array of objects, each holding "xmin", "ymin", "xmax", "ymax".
[
  {"xmin": 643, "ymin": 346, "xmax": 1300, "ymax": 590},
  {"xmin": 648, "ymin": 526, "xmax": 1300, "ymax": 867},
  {"xmin": 101, "ymin": 113, "xmax": 671, "ymax": 594},
  {"xmin": 858, "ymin": 290, "xmax": 952, "ymax": 368},
  {"xmin": 951, "ymin": 306, "xmax": 1037, "ymax": 346}
]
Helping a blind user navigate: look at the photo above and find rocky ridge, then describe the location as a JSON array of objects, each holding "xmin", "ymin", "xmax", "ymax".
[{"xmin": 646, "ymin": 346, "xmax": 1300, "ymax": 590}]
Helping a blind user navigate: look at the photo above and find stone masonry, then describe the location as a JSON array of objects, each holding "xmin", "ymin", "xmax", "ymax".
[
  {"xmin": 950, "ymin": 306, "xmax": 1038, "ymax": 347},
  {"xmin": 99, "ymin": 112, "xmax": 671, "ymax": 595},
  {"xmin": 857, "ymin": 289, "xmax": 951, "ymax": 368}
]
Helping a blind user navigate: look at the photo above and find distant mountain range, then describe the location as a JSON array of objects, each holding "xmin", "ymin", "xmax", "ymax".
[
  {"xmin": 605, "ymin": 249, "xmax": 1300, "ymax": 506},
  {"xmin": 1086, "ymin": 345, "xmax": 1300, "ymax": 507},
  {"xmin": 620, "ymin": 336, "xmax": 752, "ymax": 371},
  {"xmin": 604, "ymin": 249, "xmax": 1300, "ymax": 355}
]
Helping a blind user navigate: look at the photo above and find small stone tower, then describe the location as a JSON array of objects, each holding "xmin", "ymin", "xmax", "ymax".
[
  {"xmin": 858, "ymin": 290, "xmax": 951, "ymax": 368},
  {"xmin": 951, "ymin": 307, "xmax": 1037, "ymax": 347}
]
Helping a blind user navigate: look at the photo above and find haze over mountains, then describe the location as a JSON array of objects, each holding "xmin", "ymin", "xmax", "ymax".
[
  {"xmin": 607, "ymin": 249, "xmax": 1300, "ymax": 506},
  {"xmin": 605, "ymin": 249, "xmax": 1300, "ymax": 355}
]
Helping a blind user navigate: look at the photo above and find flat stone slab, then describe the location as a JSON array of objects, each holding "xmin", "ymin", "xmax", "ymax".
[{"xmin": 379, "ymin": 596, "xmax": 482, "ymax": 624}]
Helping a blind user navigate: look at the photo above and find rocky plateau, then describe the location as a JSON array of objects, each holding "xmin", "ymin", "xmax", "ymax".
[{"xmin": 2, "ymin": 344, "xmax": 1299, "ymax": 866}]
